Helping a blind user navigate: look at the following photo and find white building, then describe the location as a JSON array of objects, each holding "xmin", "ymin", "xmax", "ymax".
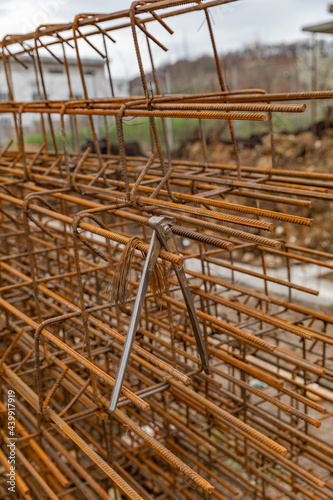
[{"xmin": 0, "ymin": 56, "xmax": 129, "ymax": 141}]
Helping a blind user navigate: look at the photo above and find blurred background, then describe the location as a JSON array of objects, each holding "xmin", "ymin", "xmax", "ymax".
[
  {"xmin": 1, "ymin": 0, "xmax": 333, "ymax": 177},
  {"xmin": 0, "ymin": 0, "xmax": 332, "ymax": 79}
]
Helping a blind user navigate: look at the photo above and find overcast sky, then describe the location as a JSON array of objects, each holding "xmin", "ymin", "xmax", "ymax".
[{"xmin": 1, "ymin": 0, "xmax": 332, "ymax": 79}]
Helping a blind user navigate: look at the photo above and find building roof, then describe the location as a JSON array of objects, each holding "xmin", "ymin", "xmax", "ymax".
[
  {"xmin": 303, "ymin": 20, "xmax": 333, "ymax": 34},
  {"xmin": 303, "ymin": 4, "xmax": 333, "ymax": 35}
]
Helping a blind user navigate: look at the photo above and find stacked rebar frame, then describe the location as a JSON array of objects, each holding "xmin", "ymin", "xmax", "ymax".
[{"xmin": 0, "ymin": 1, "xmax": 333, "ymax": 498}]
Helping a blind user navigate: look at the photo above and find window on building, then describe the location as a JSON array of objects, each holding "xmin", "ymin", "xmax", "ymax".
[
  {"xmin": 84, "ymin": 70, "xmax": 95, "ymax": 76},
  {"xmin": 49, "ymin": 68, "xmax": 63, "ymax": 74},
  {"xmin": 0, "ymin": 92, "xmax": 9, "ymax": 101}
]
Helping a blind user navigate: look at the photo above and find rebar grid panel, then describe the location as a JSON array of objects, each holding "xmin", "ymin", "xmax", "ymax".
[{"xmin": 0, "ymin": 1, "xmax": 333, "ymax": 499}]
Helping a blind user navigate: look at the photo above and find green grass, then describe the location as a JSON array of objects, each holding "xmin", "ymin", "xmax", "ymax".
[
  {"xmin": 24, "ymin": 110, "xmax": 326, "ymax": 153},
  {"xmin": 24, "ymin": 116, "xmax": 200, "ymax": 153}
]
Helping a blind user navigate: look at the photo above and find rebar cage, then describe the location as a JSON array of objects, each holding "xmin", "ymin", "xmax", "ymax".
[{"xmin": 0, "ymin": 1, "xmax": 333, "ymax": 499}]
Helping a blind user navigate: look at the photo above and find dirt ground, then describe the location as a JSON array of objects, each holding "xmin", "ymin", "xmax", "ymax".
[{"xmin": 180, "ymin": 129, "xmax": 333, "ymax": 254}]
